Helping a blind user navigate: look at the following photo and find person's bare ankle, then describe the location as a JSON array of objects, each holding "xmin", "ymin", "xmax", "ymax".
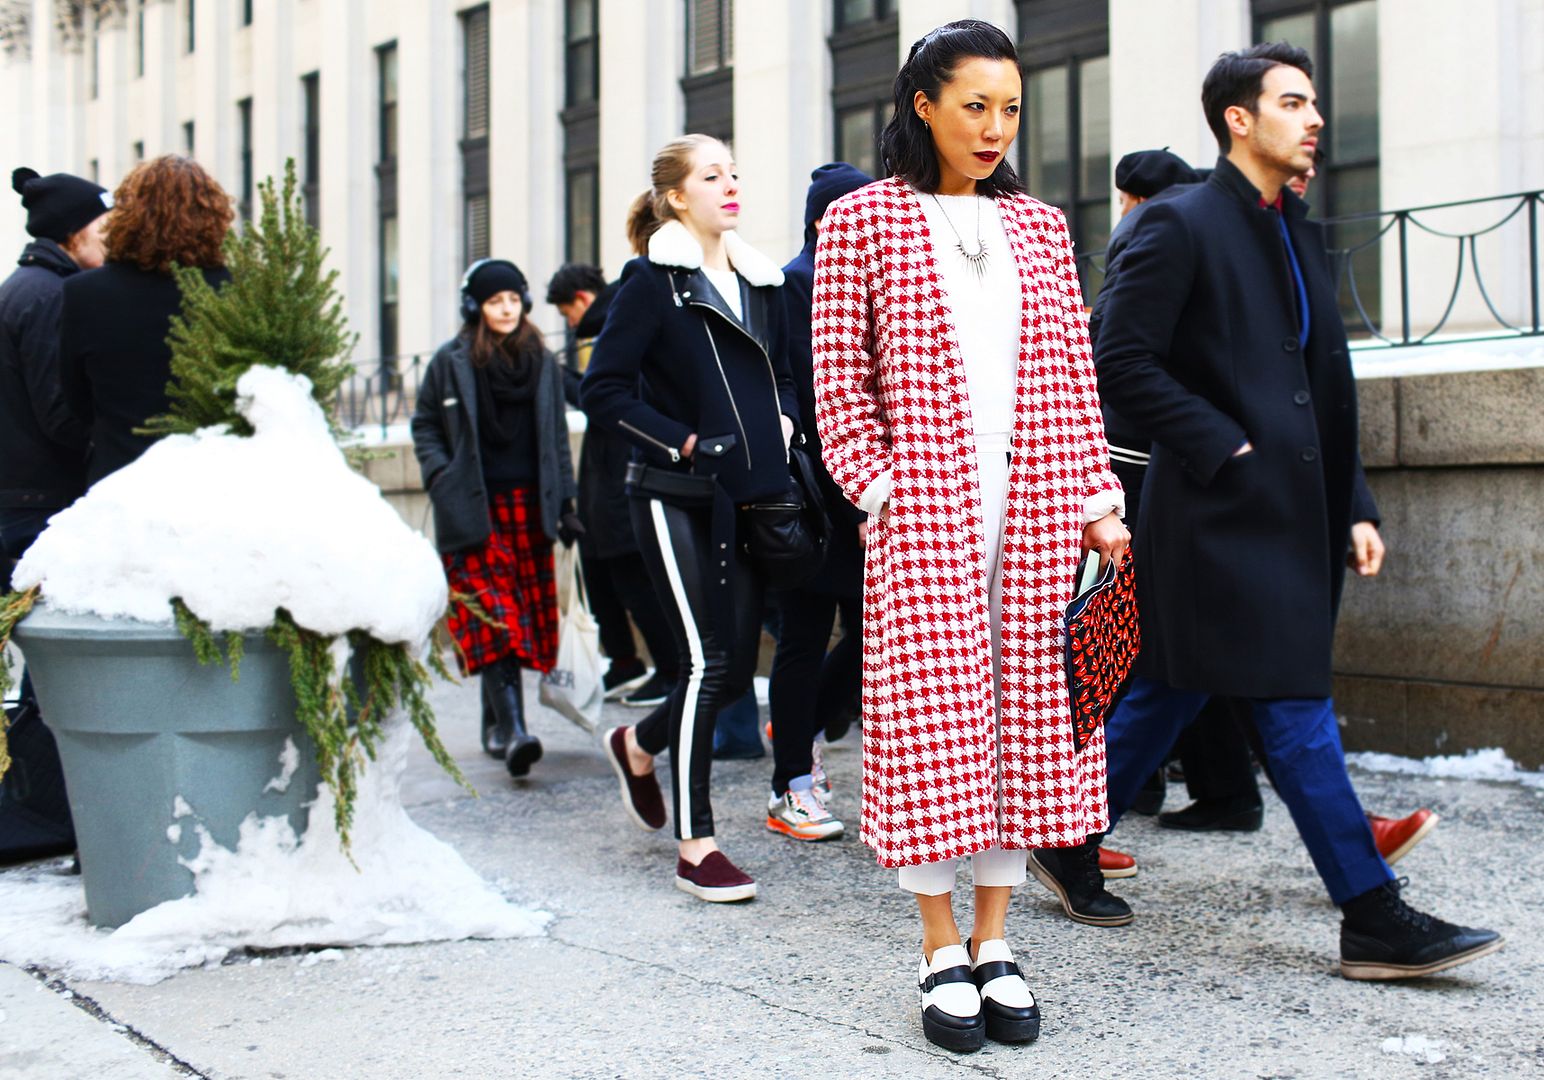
[
  {"xmin": 623, "ymin": 726, "xmax": 653, "ymax": 776},
  {"xmin": 679, "ymin": 837, "xmax": 718, "ymax": 866}
]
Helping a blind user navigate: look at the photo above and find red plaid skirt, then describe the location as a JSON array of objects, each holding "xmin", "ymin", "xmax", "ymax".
[{"xmin": 443, "ymin": 486, "xmax": 558, "ymax": 676}]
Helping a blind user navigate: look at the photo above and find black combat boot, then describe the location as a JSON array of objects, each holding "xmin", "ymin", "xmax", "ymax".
[
  {"xmin": 1339, "ymin": 878, "xmax": 1502, "ymax": 980},
  {"xmin": 1029, "ymin": 837, "xmax": 1134, "ymax": 927}
]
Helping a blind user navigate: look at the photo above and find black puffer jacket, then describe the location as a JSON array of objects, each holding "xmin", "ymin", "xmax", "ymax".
[{"xmin": 0, "ymin": 240, "xmax": 88, "ymax": 511}]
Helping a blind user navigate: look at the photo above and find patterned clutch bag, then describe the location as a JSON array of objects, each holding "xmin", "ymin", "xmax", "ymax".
[{"xmin": 1064, "ymin": 549, "xmax": 1141, "ymax": 754}]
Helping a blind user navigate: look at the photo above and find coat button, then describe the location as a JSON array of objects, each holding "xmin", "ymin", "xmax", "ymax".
[
  {"xmin": 1282, "ymin": 338, "xmax": 1299, "ymax": 352},
  {"xmin": 1293, "ymin": 390, "xmax": 1311, "ymax": 405},
  {"xmin": 1300, "ymin": 447, "xmax": 1319, "ymax": 462}
]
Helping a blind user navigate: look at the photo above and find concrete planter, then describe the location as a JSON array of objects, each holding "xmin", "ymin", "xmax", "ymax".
[{"xmin": 13, "ymin": 605, "xmax": 321, "ymax": 928}]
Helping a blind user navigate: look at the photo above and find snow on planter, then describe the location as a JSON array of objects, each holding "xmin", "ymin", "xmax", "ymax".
[
  {"xmin": 2, "ymin": 364, "xmax": 548, "ymax": 980},
  {"xmin": 14, "ymin": 365, "xmax": 445, "ymax": 648},
  {"xmin": 0, "ymin": 724, "xmax": 549, "ymax": 984}
]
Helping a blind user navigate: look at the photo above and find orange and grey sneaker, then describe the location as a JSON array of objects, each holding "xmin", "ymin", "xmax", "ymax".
[{"xmin": 766, "ymin": 784, "xmax": 844, "ymax": 842}]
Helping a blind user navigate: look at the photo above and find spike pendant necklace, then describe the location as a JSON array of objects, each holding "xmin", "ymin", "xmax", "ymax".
[{"xmin": 930, "ymin": 193, "xmax": 989, "ymax": 279}]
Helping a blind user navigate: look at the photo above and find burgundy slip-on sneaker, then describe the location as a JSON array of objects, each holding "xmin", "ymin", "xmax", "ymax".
[
  {"xmin": 602, "ymin": 726, "xmax": 666, "ymax": 831},
  {"xmin": 674, "ymin": 851, "xmax": 757, "ymax": 903}
]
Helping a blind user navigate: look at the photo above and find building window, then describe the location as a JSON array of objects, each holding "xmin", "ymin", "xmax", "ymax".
[
  {"xmin": 132, "ymin": 140, "xmax": 145, "ymax": 162},
  {"xmin": 237, "ymin": 98, "xmax": 253, "ymax": 219},
  {"xmin": 829, "ymin": 0, "xmax": 898, "ymax": 178},
  {"xmin": 240, "ymin": 0, "xmax": 252, "ymax": 28},
  {"xmin": 185, "ymin": 0, "xmax": 195, "ymax": 53},
  {"xmin": 565, "ymin": 0, "xmax": 598, "ymax": 107},
  {"xmin": 378, "ymin": 43, "xmax": 398, "ymax": 164},
  {"xmin": 836, "ymin": 0, "xmax": 893, "ymax": 30},
  {"xmin": 1017, "ymin": 1, "xmax": 1110, "ymax": 301},
  {"xmin": 376, "ymin": 43, "xmax": 400, "ymax": 362},
  {"xmin": 301, "ymin": 73, "xmax": 320, "ymax": 228},
  {"xmin": 134, "ymin": 0, "xmax": 144, "ymax": 77},
  {"xmin": 1255, "ymin": 0, "xmax": 1381, "ymax": 330},
  {"xmin": 183, "ymin": 120, "xmax": 195, "ymax": 157},
  {"xmin": 89, "ymin": 159, "xmax": 99, "ymax": 184},
  {"xmin": 683, "ymin": 0, "xmax": 733, "ymax": 141},
  {"xmin": 462, "ymin": 6, "xmax": 491, "ymax": 266},
  {"xmin": 562, "ymin": 1, "xmax": 600, "ymax": 264},
  {"xmin": 566, "ymin": 168, "xmax": 599, "ymax": 265},
  {"xmin": 89, "ymin": 18, "xmax": 99, "ymax": 100},
  {"xmin": 686, "ymin": 0, "xmax": 732, "ymax": 76}
]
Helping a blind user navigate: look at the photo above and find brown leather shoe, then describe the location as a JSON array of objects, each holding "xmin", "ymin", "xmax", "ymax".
[
  {"xmin": 1098, "ymin": 846, "xmax": 1137, "ymax": 879},
  {"xmin": 601, "ymin": 726, "xmax": 666, "ymax": 831},
  {"xmin": 1368, "ymin": 809, "xmax": 1438, "ymax": 866},
  {"xmin": 675, "ymin": 851, "xmax": 757, "ymax": 902}
]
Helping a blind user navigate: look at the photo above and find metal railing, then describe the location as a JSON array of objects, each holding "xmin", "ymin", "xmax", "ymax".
[
  {"xmin": 335, "ymin": 329, "xmax": 572, "ymax": 439},
  {"xmin": 1077, "ymin": 189, "xmax": 1543, "ymax": 349}
]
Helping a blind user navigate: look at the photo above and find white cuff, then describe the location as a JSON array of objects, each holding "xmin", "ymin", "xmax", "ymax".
[
  {"xmin": 1082, "ymin": 490, "xmax": 1126, "ymax": 525},
  {"xmin": 858, "ymin": 470, "xmax": 892, "ymax": 517}
]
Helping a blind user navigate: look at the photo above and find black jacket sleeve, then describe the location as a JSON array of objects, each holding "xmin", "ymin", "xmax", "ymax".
[
  {"xmin": 1350, "ymin": 452, "xmax": 1379, "ymax": 526},
  {"xmin": 410, "ymin": 350, "xmax": 452, "ymax": 489},
  {"xmin": 579, "ymin": 263, "xmax": 693, "ymax": 464},
  {"xmin": 769, "ymin": 288, "xmax": 801, "ymax": 435},
  {"xmin": 546, "ymin": 350, "xmax": 578, "ymax": 503},
  {"xmin": 1094, "ymin": 202, "xmax": 1249, "ymax": 486},
  {"xmin": 57, "ymin": 280, "xmax": 94, "ymax": 432}
]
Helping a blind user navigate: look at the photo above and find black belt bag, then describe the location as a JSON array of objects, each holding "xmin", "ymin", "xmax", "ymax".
[
  {"xmin": 737, "ymin": 446, "xmax": 830, "ymax": 590},
  {"xmin": 624, "ymin": 461, "xmax": 716, "ymax": 505}
]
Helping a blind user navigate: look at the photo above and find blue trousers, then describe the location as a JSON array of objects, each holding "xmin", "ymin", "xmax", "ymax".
[{"xmin": 1105, "ymin": 676, "xmax": 1393, "ymax": 905}]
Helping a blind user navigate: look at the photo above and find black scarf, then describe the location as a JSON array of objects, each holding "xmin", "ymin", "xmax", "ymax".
[{"xmin": 474, "ymin": 341, "xmax": 541, "ymax": 445}]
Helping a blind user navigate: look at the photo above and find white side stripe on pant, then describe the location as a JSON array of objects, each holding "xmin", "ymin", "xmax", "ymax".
[{"xmin": 647, "ymin": 499, "xmax": 707, "ymax": 840}]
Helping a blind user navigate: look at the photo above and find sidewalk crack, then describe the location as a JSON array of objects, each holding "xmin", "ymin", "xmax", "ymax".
[
  {"xmin": 547, "ymin": 933, "xmax": 1006, "ymax": 1076},
  {"xmin": 27, "ymin": 967, "xmax": 211, "ymax": 1078}
]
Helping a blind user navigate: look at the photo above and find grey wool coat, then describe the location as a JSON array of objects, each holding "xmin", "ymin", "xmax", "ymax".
[{"xmin": 410, "ymin": 334, "xmax": 577, "ymax": 554}]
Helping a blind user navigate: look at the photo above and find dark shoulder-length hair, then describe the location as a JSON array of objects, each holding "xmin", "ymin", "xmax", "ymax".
[
  {"xmin": 879, "ymin": 19, "xmax": 1025, "ymax": 199},
  {"xmin": 460, "ymin": 311, "xmax": 546, "ymax": 373},
  {"xmin": 104, "ymin": 155, "xmax": 234, "ymax": 272}
]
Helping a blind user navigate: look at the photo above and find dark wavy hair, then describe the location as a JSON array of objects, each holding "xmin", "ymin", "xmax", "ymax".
[
  {"xmin": 879, "ymin": 19, "xmax": 1025, "ymax": 198},
  {"xmin": 1202, "ymin": 42, "xmax": 1314, "ymax": 152},
  {"xmin": 104, "ymin": 155, "xmax": 233, "ymax": 272}
]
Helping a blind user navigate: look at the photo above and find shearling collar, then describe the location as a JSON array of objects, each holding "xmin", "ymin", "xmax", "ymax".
[{"xmin": 647, "ymin": 219, "xmax": 785, "ymax": 287}]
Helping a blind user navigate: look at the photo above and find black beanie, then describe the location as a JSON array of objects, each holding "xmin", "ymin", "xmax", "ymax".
[
  {"xmin": 464, "ymin": 259, "xmax": 530, "ymax": 308},
  {"xmin": 803, "ymin": 162, "xmax": 874, "ymax": 243},
  {"xmin": 11, "ymin": 167, "xmax": 112, "ymax": 243},
  {"xmin": 1113, "ymin": 149, "xmax": 1199, "ymax": 199}
]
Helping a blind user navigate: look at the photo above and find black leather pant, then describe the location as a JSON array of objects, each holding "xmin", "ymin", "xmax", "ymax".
[
  {"xmin": 768, "ymin": 589, "xmax": 861, "ymax": 794},
  {"xmin": 630, "ymin": 497, "xmax": 765, "ymax": 840}
]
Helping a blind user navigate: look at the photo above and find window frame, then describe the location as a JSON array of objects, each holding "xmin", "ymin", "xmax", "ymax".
[
  {"xmin": 301, "ymin": 72, "xmax": 321, "ymax": 228},
  {"xmin": 237, "ymin": 97, "xmax": 253, "ymax": 220},
  {"xmin": 565, "ymin": 0, "xmax": 599, "ymax": 108},
  {"xmin": 829, "ymin": 2, "xmax": 898, "ymax": 177}
]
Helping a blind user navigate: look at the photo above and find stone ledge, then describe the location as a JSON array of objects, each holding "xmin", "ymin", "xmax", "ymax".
[{"xmin": 1335, "ymin": 674, "xmax": 1544, "ymax": 769}]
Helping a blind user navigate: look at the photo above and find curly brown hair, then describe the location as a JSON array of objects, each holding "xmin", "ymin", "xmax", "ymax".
[{"xmin": 104, "ymin": 155, "xmax": 234, "ymax": 272}]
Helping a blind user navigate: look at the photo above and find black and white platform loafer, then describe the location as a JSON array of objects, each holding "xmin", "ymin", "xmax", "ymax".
[
  {"xmin": 917, "ymin": 944, "xmax": 985, "ymax": 1053},
  {"xmin": 971, "ymin": 939, "xmax": 1041, "ymax": 1044}
]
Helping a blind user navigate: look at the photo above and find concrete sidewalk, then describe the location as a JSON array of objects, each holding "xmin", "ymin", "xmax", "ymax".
[{"xmin": 4, "ymin": 675, "xmax": 1539, "ymax": 1079}]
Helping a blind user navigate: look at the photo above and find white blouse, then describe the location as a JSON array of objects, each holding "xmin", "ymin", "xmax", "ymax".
[{"xmin": 702, "ymin": 264, "xmax": 743, "ymax": 322}]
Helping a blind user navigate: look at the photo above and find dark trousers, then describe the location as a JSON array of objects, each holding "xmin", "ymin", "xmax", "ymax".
[
  {"xmin": 1175, "ymin": 697, "xmax": 1263, "ymax": 803},
  {"xmin": 1106, "ymin": 676, "xmax": 1392, "ymax": 904},
  {"xmin": 768, "ymin": 588, "xmax": 861, "ymax": 794},
  {"xmin": 630, "ymin": 497, "xmax": 765, "ymax": 840},
  {"xmin": 586, "ymin": 550, "xmax": 680, "ymax": 682}
]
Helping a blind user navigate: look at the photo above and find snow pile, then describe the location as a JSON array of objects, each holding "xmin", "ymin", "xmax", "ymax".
[
  {"xmin": 1380, "ymin": 1035, "xmax": 1447, "ymax": 1064},
  {"xmin": 1347, "ymin": 747, "xmax": 1544, "ymax": 789},
  {"xmin": 15, "ymin": 365, "xmax": 446, "ymax": 648},
  {"xmin": 0, "ymin": 721, "xmax": 549, "ymax": 984}
]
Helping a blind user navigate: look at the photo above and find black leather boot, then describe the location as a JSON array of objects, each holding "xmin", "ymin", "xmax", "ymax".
[
  {"xmin": 1029, "ymin": 838, "xmax": 1134, "ymax": 927},
  {"xmin": 487, "ymin": 658, "xmax": 541, "ymax": 778},
  {"xmin": 479, "ymin": 673, "xmax": 509, "ymax": 759},
  {"xmin": 1340, "ymin": 879, "xmax": 1502, "ymax": 980}
]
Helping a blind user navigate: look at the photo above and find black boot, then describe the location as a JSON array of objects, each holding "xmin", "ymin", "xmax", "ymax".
[
  {"xmin": 1157, "ymin": 794, "xmax": 1264, "ymax": 832},
  {"xmin": 1339, "ymin": 879, "xmax": 1503, "ymax": 980},
  {"xmin": 1028, "ymin": 838, "xmax": 1134, "ymax": 927},
  {"xmin": 479, "ymin": 673, "xmax": 509, "ymax": 759},
  {"xmin": 487, "ymin": 658, "xmax": 542, "ymax": 778}
]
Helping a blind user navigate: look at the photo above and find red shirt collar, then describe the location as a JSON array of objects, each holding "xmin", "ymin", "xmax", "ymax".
[{"xmin": 1259, "ymin": 193, "xmax": 1285, "ymax": 211}]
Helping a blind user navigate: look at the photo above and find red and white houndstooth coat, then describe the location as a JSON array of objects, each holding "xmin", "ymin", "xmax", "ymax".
[{"xmin": 811, "ymin": 177, "xmax": 1123, "ymax": 868}]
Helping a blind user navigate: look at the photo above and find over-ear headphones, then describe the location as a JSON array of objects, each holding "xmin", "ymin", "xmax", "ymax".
[{"xmin": 460, "ymin": 258, "xmax": 533, "ymax": 323}]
